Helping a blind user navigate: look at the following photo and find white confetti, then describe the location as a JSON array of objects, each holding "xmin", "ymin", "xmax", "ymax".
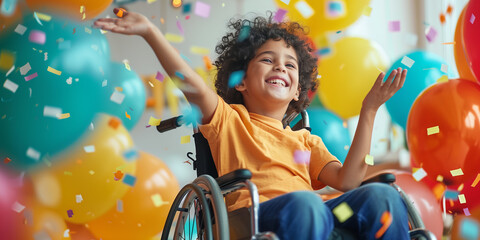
[
  {"xmin": 43, "ymin": 106, "xmax": 62, "ymax": 118},
  {"xmin": 20, "ymin": 62, "xmax": 31, "ymax": 75},
  {"xmin": 84, "ymin": 145, "xmax": 95, "ymax": 153},
  {"xmin": 295, "ymin": 1, "xmax": 314, "ymax": 19},
  {"xmin": 14, "ymin": 24, "xmax": 27, "ymax": 35},
  {"xmin": 413, "ymin": 168, "xmax": 427, "ymax": 181},
  {"xmin": 110, "ymin": 91, "xmax": 125, "ymax": 104},
  {"xmin": 76, "ymin": 194, "xmax": 83, "ymax": 203},
  {"xmin": 26, "ymin": 147, "xmax": 41, "ymax": 161},
  {"xmin": 11, "ymin": 201, "xmax": 25, "ymax": 213},
  {"xmin": 3, "ymin": 79, "xmax": 18, "ymax": 93},
  {"xmin": 401, "ymin": 56, "xmax": 415, "ymax": 68}
]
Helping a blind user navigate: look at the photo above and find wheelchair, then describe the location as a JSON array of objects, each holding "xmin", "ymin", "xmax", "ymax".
[{"xmin": 158, "ymin": 110, "xmax": 437, "ymax": 240}]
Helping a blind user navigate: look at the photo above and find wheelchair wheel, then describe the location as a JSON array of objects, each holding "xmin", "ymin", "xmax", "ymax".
[
  {"xmin": 161, "ymin": 183, "xmax": 213, "ymax": 240},
  {"xmin": 193, "ymin": 175, "xmax": 230, "ymax": 240}
]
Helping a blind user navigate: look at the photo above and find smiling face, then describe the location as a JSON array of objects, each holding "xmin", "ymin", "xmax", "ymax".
[{"xmin": 235, "ymin": 39, "xmax": 300, "ymax": 116}]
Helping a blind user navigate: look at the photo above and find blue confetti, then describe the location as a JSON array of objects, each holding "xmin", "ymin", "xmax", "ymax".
[
  {"xmin": 444, "ymin": 189, "xmax": 459, "ymax": 199},
  {"xmin": 237, "ymin": 25, "xmax": 251, "ymax": 42},
  {"xmin": 317, "ymin": 47, "xmax": 331, "ymax": 56},
  {"xmin": 123, "ymin": 149, "xmax": 139, "ymax": 161},
  {"xmin": 460, "ymin": 218, "xmax": 479, "ymax": 240},
  {"xmin": 0, "ymin": 0, "xmax": 17, "ymax": 16},
  {"xmin": 122, "ymin": 174, "xmax": 137, "ymax": 187},
  {"xmin": 175, "ymin": 71, "xmax": 185, "ymax": 80},
  {"xmin": 181, "ymin": 104, "xmax": 202, "ymax": 126},
  {"xmin": 180, "ymin": 53, "xmax": 192, "ymax": 64},
  {"xmin": 228, "ymin": 70, "xmax": 245, "ymax": 88},
  {"xmin": 182, "ymin": 3, "xmax": 192, "ymax": 14}
]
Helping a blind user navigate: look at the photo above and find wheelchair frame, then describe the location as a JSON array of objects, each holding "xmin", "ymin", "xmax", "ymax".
[{"xmin": 158, "ymin": 111, "xmax": 437, "ymax": 240}]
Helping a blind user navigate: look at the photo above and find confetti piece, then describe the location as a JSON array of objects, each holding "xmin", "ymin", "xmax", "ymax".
[
  {"xmin": 436, "ymin": 175, "xmax": 443, "ymax": 182},
  {"xmin": 238, "ymin": 25, "xmax": 251, "ymax": 42},
  {"xmin": 471, "ymin": 173, "xmax": 480, "ymax": 187},
  {"xmin": 147, "ymin": 0, "xmax": 157, "ymax": 3},
  {"xmin": 20, "ymin": 62, "xmax": 31, "ymax": 75},
  {"xmin": 182, "ymin": 3, "xmax": 192, "ymax": 13},
  {"xmin": 43, "ymin": 106, "xmax": 62, "ymax": 118},
  {"xmin": 125, "ymin": 111, "xmax": 131, "ymax": 120},
  {"xmin": 47, "ymin": 66, "xmax": 61, "ymax": 75},
  {"xmin": 327, "ymin": 0, "xmax": 345, "ymax": 18},
  {"xmin": 295, "ymin": 1, "xmax": 314, "ymax": 19},
  {"xmin": 35, "ymin": 12, "xmax": 51, "ymax": 21},
  {"xmin": 149, "ymin": 116, "xmax": 161, "ymax": 126},
  {"xmin": 102, "ymin": 79, "xmax": 107, "ymax": 87},
  {"xmin": 122, "ymin": 174, "xmax": 137, "ymax": 186},
  {"xmin": 181, "ymin": 135, "xmax": 191, "ymax": 144},
  {"xmin": 57, "ymin": 113, "xmax": 70, "ymax": 119},
  {"xmin": 439, "ymin": 13, "xmax": 446, "ymax": 24},
  {"xmin": 165, "ymin": 33, "xmax": 184, "ymax": 43},
  {"xmin": 26, "ymin": 147, "xmax": 40, "ymax": 161},
  {"xmin": 437, "ymin": 75, "xmax": 448, "ymax": 83},
  {"xmin": 180, "ymin": 53, "xmax": 192, "ymax": 64},
  {"xmin": 451, "ymin": 168, "xmax": 464, "ymax": 177},
  {"xmin": 76, "ymin": 194, "xmax": 83, "ymax": 203},
  {"xmin": 123, "ymin": 149, "xmax": 138, "ymax": 161},
  {"xmin": 3, "ymin": 79, "xmax": 18, "ymax": 93},
  {"xmin": 446, "ymin": 5, "xmax": 453, "ymax": 15},
  {"xmin": 194, "ymin": 1, "xmax": 211, "ymax": 18},
  {"xmin": 458, "ymin": 183, "xmax": 464, "ymax": 192},
  {"xmin": 24, "ymin": 72, "xmax": 38, "ymax": 81},
  {"xmin": 110, "ymin": 91, "xmax": 125, "ymax": 104},
  {"xmin": 460, "ymin": 218, "xmax": 479, "ymax": 239},
  {"xmin": 280, "ymin": 0, "xmax": 290, "ymax": 4},
  {"xmin": 182, "ymin": 104, "xmax": 202, "ymax": 125},
  {"xmin": 190, "ymin": 46, "xmax": 209, "ymax": 55},
  {"xmin": 203, "ymin": 56, "xmax": 213, "ymax": 70},
  {"xmin": 114, "ymin": 170, "xmax": 124, "ymax": 181},
  {"xmin": 401, "ymin": 56, "xmax": 414, "ymax": 68},
  {"xmin": 442, "ymin": 41, "xmax": 456, "ymax": 45},
  {"xmin": 67, "ymin": 209, "xmax": 73, "ymax": 218},
  {"xmin": 413, "ymin": 168, "xmax": 427, "ymax": 181},
  {"xmin": 63, "ymin": 229, "xmax": 70, "ymax": 238},
  {"xmin": 64, "ymin": 171, "xmax": 72, "ymax": 176},
  {"xmin": 332, "ymin": 202, "xmax": 353, "ymax": 223},
  {"xmin": 116, "ymin": 8, "xmax": 127, "ymax": 18},
  {"xmin": 375, "ymin": 211, "xmax": 392, "ymax": 239},
  {"xmin": 274, "ymin": 8, "xmax": 288, "ymax": 22},
  {"xmin": 151, "ymin": 194, "xmax": 168, "ymax": 207},
  {"xmin": 440, "ymin": 64, "xmax": 448, "ymax": 73},
  {"xmin": 83, "ymin": 145, "xmax": 95, "ymax": 153},
  {"xmin": 176, "ymin": 20, "xmax": 184, "ymax": 35},
  {"xmin": 84, "ymin": 27, "xmax": 92, "ymax": 34},
  {"xmin": 228, "ymin": 70, "xmax": 245, "ymax": 88},
  {"xmin": 29, "ymin": 30, "xmax": 46, "ymax": 45},
  {"xmin": 364, "ymin": 154, "xmax": 374, "ymax": 166},
  {"xmin": 459, "ymin": 194, "xmax": 466, "ymax": 204},
  {"xmin": 427, "ymin": 126, "xmax": 439, "ymax": 135},
  {"xmin": 15, "ymin": 24, "xmax": 27, "ymax": 35},
  {"xmin": 464, "ymin": 208, "xmax": 471, "ymax": 216},
  {"xmin": 80, "ymin": 5, "xmax": 84, "ymax": 13},
  {"xmin": 293, "ymin": 150, "xmax": 311, "ymax": 164},
  {"xmin": 4, "ymin": 157, "xmax": 11, "ymax": 164},
  {"xmin": 470, "ymin": 14, "xmax": 476, "ymax": 24},
  {"xmin": 175, "ymin": 71, "xmax": 185, "ymax": 80},
  {"xmin": 0, "ymin": 0, "xmax": 16, "ymax": 16},
  {"xmin": 432, "ymin": 184, "xmax": 446, "ymax": 199},
  {"xmin": 123, "ymin": 59, "xmax": 131, "ymax": 71},
  {"xmin": 0, "ymin": 51, "xmax": 14, "ymax": 70},
  {"xmin": 108, "ymin": 117, "xmax": 121, "ymax": 129},
  {"xmin": 425, "ymin": 26, "xmax": 437, "ymax": 43},
  {"xmin": 363, "ymin": 6, "xmax": 372, "ymax": 16},
  {"xmin": 11, "ymin": 201, "xmax": 25, "ymax": 213},
  {"xmin": 115, "ymin": 87, "xmax": 123, "ymax": 92},
  {"xmin": 388, "ymin": 21, "xmax": 400, "ymax": 32}
]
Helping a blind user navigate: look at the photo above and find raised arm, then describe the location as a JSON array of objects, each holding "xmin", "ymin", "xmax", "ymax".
[
  {"xmin": 318, "ymin": 68, "xmax": 407, "ymax": 192},
  {"xmin": 93, "ymin": 8, "xmax": 218, "ymax": 123}
]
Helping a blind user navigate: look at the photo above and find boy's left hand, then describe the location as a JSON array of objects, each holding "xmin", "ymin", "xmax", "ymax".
[{"xmin": 362, "ymin": 67, "xmax": 407, "ymax": 112}]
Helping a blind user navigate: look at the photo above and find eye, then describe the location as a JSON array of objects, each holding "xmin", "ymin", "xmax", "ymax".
[
  {"xmin": 261, "ymin": 58, "xmax": 272, "ymax": 63},
  {"xmin": 286, "ymin": 63, "xmax": 296, "ymax": 69}
]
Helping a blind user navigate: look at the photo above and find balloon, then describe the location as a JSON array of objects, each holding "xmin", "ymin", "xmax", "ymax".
[
  {"xmin": 308, "ymin": 108, "xmax": 350, "ymax": 163},
  {"xmin": 88, "ymin": 151, "xmax": 179, "ymax": 240},
  {"xmin": 407, "ymin": 79, "xmax": 480, "ymax": 186},
  {"xmin": 463, "ymin": 0, "xmax": 480, "ymax": 82},
  {"xmin": 30, "ymin": 114, "xmax": 136, "ymax": 224},
  {"xmin": 66, "ymin": 223, "xmax": 98, "ymax": 240},
  {"xmin": 102, "ymin": 62, "xmax": 146, "ymax": 130},
  {"xmin": 0, "ymin": 13, "xmax": 110, "ymax": 170},
  {"xmin": 25, "ymin": 0, "xmax": 112, "ymax": 21},
  {"xmin": 273, "ymin": 0, "xmax": 371, "ymax": 37},
  {"xmin": 454, "ymin": 6, "xmax": 477, "ymax": 82},
  {"xmin": 0, "ymin": 168, "xmax": 23, "ymax": 239},
  {"xmin": 318, "ymin": 37, "xmax": 389, "ymax": 119},
  {"xmin": 0, "ymin": 0, "xmax": 24, "ymax": 31},
  {"xmin": 393, "ymin": 171, "xmax": 443, "ymax": 240},
  {"xmin": 451, "ymin": 207, "xmax": 480, "ymax": 240},
  {"xmin": 445, "ymin": 175, "xmax": 480, "ymax": 214},
  {"xmin": 385, "ymin": 51, "xmax": 447, "ymax": 130}
]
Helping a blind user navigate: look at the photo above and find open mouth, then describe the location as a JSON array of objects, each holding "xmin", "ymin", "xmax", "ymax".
[{"xmin": 265, "ymin": 77, "xmax": 289, "ymax": 87}]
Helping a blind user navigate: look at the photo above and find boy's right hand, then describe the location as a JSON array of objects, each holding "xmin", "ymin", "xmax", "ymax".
[{"xmin": 93, "ymin": 8, "xmax": 152, "ymax": 38}]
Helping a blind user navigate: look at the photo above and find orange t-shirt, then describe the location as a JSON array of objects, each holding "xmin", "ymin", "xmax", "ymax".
[{"xmin": 199, "ymin": 96, "xmax": 340, "ymax": 211}]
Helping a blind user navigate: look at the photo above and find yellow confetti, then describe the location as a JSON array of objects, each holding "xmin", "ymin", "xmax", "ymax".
[
  {"xmin": 100, "ymin": 29, "xmax": 108, "ymax": 34},
  {"xmin": 190, "ymin": 46, "xmax": 210, "ymax": 55},
  {"xmin": 427, "ymin": 126, "xmax": 439, "ymax": 135},
  {"xmin": 160, "ymin": 18, "xmax": 165, "ymax": 24},
  {"xmin": 123, "ymin": 60, "xmax": 131, "ymax": 71},
  {"xmin": 35, "ymin": 12, "xmax": 52, "ymax": 21},
  {"xmin": 165, "ymin": 33, "xmax": 184, "ymax": 43},
  {"xmin": 148, "ymin": 116, "xmax": 161, "ymax": 126},
  {"xmin": 364, "ymin": 154, "xmax": 374, "ymax": 166},
  {"xmin": 363, "ymin": 6, "xmax": 373, "ymax": 16},
  {"xmin": 82, "ymin": 12, "xmax": 86, "ymax": 20},
  {"xmin": 115, "ymin": 87, "xmax": 123, "ymax": 92},
  {"xmin": 84, "ymin": 27, "xmax": 92, "ymax": 34},
  {"xmin": 47, "ymin": 66, "xmax": 62, "ymax": 75},
  {"xmin": 344, "ymin": 145, "xmax": 349, "ymax": 150},
  {"xmin": 147, "ymin": 0, "xmax": 157, "ymax": 3},
  {"xmin": 333, "ymin": 202, "xmax": 353, "ymax": 223},
  {"xmin": 57, "ymin": 113, "xmax": 70, "ymax": 119},
  {"xmin": 64, "ymin": 171, "xmax": 73, "ymax": 176},
  {"xmin": 450, "ymin": 168, "xmax": 464, "ymax": 177},
  {"xmin": 436, "ymin": 75, "xmax": 448, "ymax": 83},
  {"xmin": 436, "ymin": 175, "xmax": 443, "ymax": 182},
  {"xmin": 442, "ymin": 41, "xmax": 456, "ymax": 45},
  {"xmin": 151, "ymin": 194, "xmax": 168, "ymax": 207},
  {"xmin": 125, "ymin": 112, "xmax": 131, "ymax": 120},
  {"xmin": 471, "ymin": 173, "xmax": 480, "ymax": 187},
  {"xmin": 0, "ymin": 51, "xmax": 14, "ymax": 71},
  {"xmin": 458, "ymin": 194, "xmax": 466, "ymax": 204},
  {"xmin": 80, "ymin": 6, "xmax": 85, "ymax": 13},
  {"xmin": 89, "ymin": 170, "xmax": 95, "ymax": 175},
  {"xmin": 180, "ymin": 135, "xmax": 191, "ymax": 144},
  {"xmin": 458, "ymin": 183, "xmax": 464, "ymax": 192}
]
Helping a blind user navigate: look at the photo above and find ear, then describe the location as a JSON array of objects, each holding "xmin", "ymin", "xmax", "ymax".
[
  {"xmin": 293, "ymin": 88, "xmax": 300, "ymax": 101},
  {"xmin": 235, "ymin": 81, "xmax": 246, "ymax": 92}
]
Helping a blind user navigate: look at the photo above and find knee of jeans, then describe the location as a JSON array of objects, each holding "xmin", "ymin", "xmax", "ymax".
[
  {"xmin": 361, "ymin": 183, "xmax": 404, "ymax": 205},
  {"xmin": 284, "ymin": 191, "xmax": 327, "ymax": 212}
]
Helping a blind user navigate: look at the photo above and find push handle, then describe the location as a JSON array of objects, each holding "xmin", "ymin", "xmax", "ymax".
[{"xmin": 156, "ymin": 116, "xmax": 184, "ymax": 133}]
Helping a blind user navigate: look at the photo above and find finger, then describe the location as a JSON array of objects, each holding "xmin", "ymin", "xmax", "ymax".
[
  {"xmin": 397, "ymin": 69, "xmax": 407, "ymax": 88},
  {"xmin": 373, "ymin": 72, "xmax": 385, "ymax": 88},
  {"xmin": 383, "ymin": 69, "xmax": 397, "ymax": 87},
  {"xmin": 390, "ymin": 67, "xmax": 403, "ymax": 88},
  {"xmin": 94, "ymin": 18, "xmax": 118, "ymax": 24}
]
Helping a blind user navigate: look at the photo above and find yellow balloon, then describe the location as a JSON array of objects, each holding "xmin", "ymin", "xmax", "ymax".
[
  {"xmin": 30, "ymin": 114, "xmax": 137, "ymax": 224},
  {"xmin": 318, "ymin": 37, "xmax": 388, "ymax": 118},
  {"xmin": 273, "ymin": 0, "xmax": 371, "ymax": 37}
]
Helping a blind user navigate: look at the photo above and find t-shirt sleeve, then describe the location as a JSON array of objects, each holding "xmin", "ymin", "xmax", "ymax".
[
  {"xmin": 198, "ymin": 96, "xmax": 231, "ymax": 143},
  {"xmin": 308, "ymin": 134, "xmax": 342, "ymax": 190}
]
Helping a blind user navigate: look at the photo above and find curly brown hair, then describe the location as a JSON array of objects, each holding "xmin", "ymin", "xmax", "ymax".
[{"xmin": 214, "ymin": 13, "xmax": 319, "ymax": 126}]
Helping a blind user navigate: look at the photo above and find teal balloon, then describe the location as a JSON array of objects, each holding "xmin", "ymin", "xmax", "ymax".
[
  {"xmin": 0, "ymin": 12, "xmax": 110, "ymax": 170},
  {"xmin": 385, "ymin": 51, "xmax": 447, "ymax": 130},
  {"xmin": 308, "ymin": 108, "xmax": 350, "ymax": 163},
  {"xmin": 102, "ymin": 62, "xmax": 146, "ymax": 130}
]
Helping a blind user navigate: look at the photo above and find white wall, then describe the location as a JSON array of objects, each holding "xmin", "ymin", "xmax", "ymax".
[{"xmin": 98, "ymin": 0, "xmax": 470, "ymax": 186}]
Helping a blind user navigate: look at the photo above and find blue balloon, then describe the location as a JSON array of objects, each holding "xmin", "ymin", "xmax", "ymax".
[
  {"xmin": 385, "ymin": 51, "xmax": 448, "ymax": 130},
  {"xmin": 307, "ymin": 108, "xmax": 351, "ymax": 163},
  {"xmin": 0, "ymin": 12, "xmax": 110, "ymax": 170},
  {"xmin": 102, "ymin": 62, "xmax": 146, "ymax": 130}
]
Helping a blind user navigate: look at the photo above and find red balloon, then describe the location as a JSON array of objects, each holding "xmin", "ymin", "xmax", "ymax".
[
  {"xmin": 393, "ymin": 171, "xmax": 443, "ymax": 240},
  {"xmin": 407, "ymin": 79, "xmax": 480, "ymax": 186},
  {"xmin": 463, "ymin": 0, "xmax": 480, "ymax": 81},
  {"xmin": 454, "ymin": 6, "xmax": 477, "ymax": 82},
  {"xmin": 445, "ymin": 175, "xmax": 480, "ymax": 214}
]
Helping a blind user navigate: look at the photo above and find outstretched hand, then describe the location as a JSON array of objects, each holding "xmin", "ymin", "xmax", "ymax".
[
  {"xmin": 362, "ymin": 67, "xmax": 407, "ymax": 112},
  {"xmin": 93, "ymin": 8, "xmax": 152, "ymax": 37}
]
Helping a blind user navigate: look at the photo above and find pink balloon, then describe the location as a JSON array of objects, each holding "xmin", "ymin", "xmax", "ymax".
[{"xmin": 0, "ymin": 169, "xmax": 22, "ymax": 239}]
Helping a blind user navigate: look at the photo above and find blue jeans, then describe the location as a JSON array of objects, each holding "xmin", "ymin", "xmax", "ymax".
[{"xmin": 258, "ymin": 183, "xmax": 410, "ymax": 240}]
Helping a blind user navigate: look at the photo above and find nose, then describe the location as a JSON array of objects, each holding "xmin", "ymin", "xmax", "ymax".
[{"xmin": 274, "ymin": 64, "xmax": 287, "ymax": 73}]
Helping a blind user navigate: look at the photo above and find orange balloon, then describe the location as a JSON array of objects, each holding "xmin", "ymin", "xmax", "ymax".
[
  {"xmin": 25, "ymin": 0, "xmax": 112, "ymax": 21},
  {"xmin": 407, "ymin": 79, "xmax": 480, "ymax": 186},
  {"xmin": 66, "ymin": 222, "xmax": 98, "ymax": 240},
  {"xmin": 454, "ymin": 6, "xmax": 477, "ymax": 82},
  {"xmin": 88, "ymin": 151, "xmax": 180, "ymax": 240},
  {"xmin": 0, "ymin": 0, "xmax": 25, "ymax": 31},
  {"xmin": 451, "ymin": 207, "xmax": 480, "ymax": 240},
  {"xmin": 393, "ymin": 171, "xmax": 443, "ymax": 240}
]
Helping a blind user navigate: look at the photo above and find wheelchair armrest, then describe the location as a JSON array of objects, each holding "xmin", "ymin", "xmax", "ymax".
[
  {"xmin": 360, "ymin": 172, "xmax": 396, "ymax": 186},
  {"xmin": 216, "ymin": 169, "xmax": 252, "ymax": 189}
]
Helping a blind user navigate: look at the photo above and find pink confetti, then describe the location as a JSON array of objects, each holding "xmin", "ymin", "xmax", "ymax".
[
  {"xmin": 176, "ymin": 20, "xmax": 184, "ymax": 35},
  {"xmin": 293, "ymin": 150, "xmax": 311, "ymax": 164},
  {"xmin": 388, "ymin": 21, "xmax": 400, "ymax": 32},
  {"xmin": 24, "ymin": 72, "xmax": 38, "ymax": 81},
  {"xmin": 425, "ymin": 26, "xmax": 437, "ymax": 42},
  {"xmin": 155, "ymin": 71, "xmax": 164, "ymax": 82},
  {"xmin": 28, "ymin": 30, "xmax": 46, "ymax": 45},
  {"xmin": 470, "ymin": 14, "xmax": 476, "ymax": 24},
  {"xmin": 274, "ymin": 8, "xmax": 288, "ymax": 23},
  {"xmin": 194, "ymin": 1, "xmax": 210, "ymax": 18},
  {"xmin": 464, "ymin": 208, "xmax": 471, "ymax": 216}
]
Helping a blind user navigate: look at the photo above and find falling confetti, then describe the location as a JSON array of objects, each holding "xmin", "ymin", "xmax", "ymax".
[
  {"xmin": 375, "ymin": 211, "xmax": 392, "ymax": 239},
  {"xmin": 332, "ymin": 202, "xmax": 353, "ymax": 223},
  {"xmin": 228, "ymin": 70, "xmax": 245, "ymax": 88}
]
